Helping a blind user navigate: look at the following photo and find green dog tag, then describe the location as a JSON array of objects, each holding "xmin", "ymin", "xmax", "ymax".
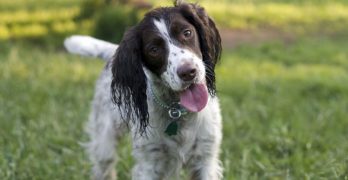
[{"xmin": 165, "ymin": 121, "xmax": 178, "ymax": 136}]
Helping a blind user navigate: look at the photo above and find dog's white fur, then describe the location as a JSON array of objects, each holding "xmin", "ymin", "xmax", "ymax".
[{"xmin": 64, "ymin": 35, "xmax": 118, "ymax": 61}]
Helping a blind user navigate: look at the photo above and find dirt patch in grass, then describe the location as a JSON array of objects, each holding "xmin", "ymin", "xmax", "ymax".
[{"xmin": 220, "ymin": 28, "xmax": 296, "ymax": 49}]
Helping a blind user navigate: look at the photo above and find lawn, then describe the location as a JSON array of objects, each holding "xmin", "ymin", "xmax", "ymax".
[
  {"xmin": 1, "ymin": 35, "xmax": 348, "ymax": 179},
  {"xmin": 218, "ymin": 37, "xmax": 348, "ymax": 179},
  {"xmin": 1, "ymin": 0, "xmax": 348, "ymax": 179}
]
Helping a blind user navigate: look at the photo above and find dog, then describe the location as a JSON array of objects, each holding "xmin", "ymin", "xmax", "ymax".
[{"xmin": 64, "ymin": 1, "xmax": 222, "ymax": 179}]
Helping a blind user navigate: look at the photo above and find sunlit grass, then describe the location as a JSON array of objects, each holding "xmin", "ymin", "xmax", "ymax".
[
  {"xmin": 0, "ymin": 8, "xmax": 79, "ymax": 24},
  {"xmin": 0, "ymin": 0, "xmax": 82, "ymax": 10},
  {"xmin": 203, "ymin": 2, "xmax": 348, "ymax": 33},
  {"xmin": 2, "ymin": 1, "xmax": 348, "ymax": 40},
  {"xmin": 0, "ymin": 7, "xmax": 89, "ymax": 40}
]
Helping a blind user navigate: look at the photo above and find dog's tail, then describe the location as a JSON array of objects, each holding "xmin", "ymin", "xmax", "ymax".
[{"xmin": 64, "ymin": 35, "xmax": 118, "ymax": 61}]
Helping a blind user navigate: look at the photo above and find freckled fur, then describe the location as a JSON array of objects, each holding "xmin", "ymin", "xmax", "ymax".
[{"xmin": 78, "ymin": 2, "xmax": 223, "ymax": 180}]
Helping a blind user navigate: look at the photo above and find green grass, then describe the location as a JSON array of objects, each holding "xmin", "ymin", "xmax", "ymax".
[
  {"xmin": 217, "ymin": 37, "xmax": 348, "ymax": 179},
  {"xmin": 0, "ymin": 45, "xmax": 98, "ymax": 179},
  {"xmin": 1, "ymin": 35, "xmax": 348, "ymax": 179}
]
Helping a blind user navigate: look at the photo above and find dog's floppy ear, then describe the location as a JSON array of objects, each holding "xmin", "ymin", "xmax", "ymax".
[
  {"xmin": 178, "ymin": 3, "xmax": 222, "ymax": 96},
  {"xmin": 111, "ymin": 27, "xmax": 149, "ymax": 134}
]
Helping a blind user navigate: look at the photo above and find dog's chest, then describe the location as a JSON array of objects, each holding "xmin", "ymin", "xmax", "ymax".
[
  {"xmin": 133, "ymin": 97, "xmax": 221, "ymax": 164},
  {"xmin": 164, "ymin": 119, "xmax": 200, "ymax": 162},
  {"xmin": 141, "ymin": 108, "xmax": 200, "ymax": 159}
]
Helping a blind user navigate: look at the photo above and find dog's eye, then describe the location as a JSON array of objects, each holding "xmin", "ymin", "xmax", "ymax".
[
  {"xmin": 149, "ymin": 46, "xmax": 159, "ymax": 56},
  {"xmin": 183, "ymin": 29, "xmax": 192, "ymax": 38}
]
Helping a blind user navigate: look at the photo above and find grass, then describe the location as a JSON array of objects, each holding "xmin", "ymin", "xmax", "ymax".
[
  {"xmin": 218, "ymin": 37, "xmax": 348, "ymax": 179},
  {"xmin": 1, "ymin": 34, "xmax": 348, "ymax": 179},
  {"xmin": 0, "ymin": 45, "xmax": 97, "ymax": 179}
]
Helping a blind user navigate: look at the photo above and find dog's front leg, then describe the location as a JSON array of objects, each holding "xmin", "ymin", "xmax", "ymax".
[
  {"xmin": 131, "ymin": 143, "xmax": 180, "ymax": 180},
  {"xmin": 188, "ymin": 155, "xmax": 222, "ymax": 180},
  {"xmin": 187, "ymin": 135, "xmax": 223, "ymax": 180}
]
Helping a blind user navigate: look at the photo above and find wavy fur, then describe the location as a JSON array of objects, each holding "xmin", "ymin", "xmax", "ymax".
[{"xmin": 111, "ymin": 28, "xmax": 149, "ymax": 134}]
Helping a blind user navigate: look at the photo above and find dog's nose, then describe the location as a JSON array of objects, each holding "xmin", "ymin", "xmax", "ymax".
[{"xmin": 177, "ymin": 64, "xmax": 197, "ymax": 82}]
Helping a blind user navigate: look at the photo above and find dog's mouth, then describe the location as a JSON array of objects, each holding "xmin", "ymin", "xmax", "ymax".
[{"xmin": 179, "ymin": 83, "xmax": 208, "ymax": 112}]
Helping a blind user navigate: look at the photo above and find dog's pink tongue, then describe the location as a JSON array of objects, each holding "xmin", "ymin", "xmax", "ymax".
[{"xmin": 180, "ymin": 84, "xmax": 209, "ymax": 112}]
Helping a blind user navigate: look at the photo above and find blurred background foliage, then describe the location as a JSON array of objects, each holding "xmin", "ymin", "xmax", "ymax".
[
  {"xmin": 1, "ymin": 0, "xmax": 348, "ymax": 179},
  {"xmin": 1, "ymin": 0, "xmax": 348, "ymax": 43}
]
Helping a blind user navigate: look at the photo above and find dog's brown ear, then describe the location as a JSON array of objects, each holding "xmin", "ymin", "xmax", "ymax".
[
  {"xmin": 179, "ymin": 3, "xmax": 222, "ymax": 96},
  {"xmin": 179, "ymin": 3, "xmax": 221, "ymax": 65},
  {"xmin": 111, "ymin": 27, "xmax": 149, "ymax": 135}
]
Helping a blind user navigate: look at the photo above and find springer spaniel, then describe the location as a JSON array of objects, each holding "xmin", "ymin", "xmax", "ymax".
[{"xmin": 64, "ymin": 2, "xmax": 222, "ymax": 180}]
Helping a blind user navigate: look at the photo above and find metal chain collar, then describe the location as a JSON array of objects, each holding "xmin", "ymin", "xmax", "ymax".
[{"xmin": 149, "ymin": 85, "xmax": 188, "ymax": 120}]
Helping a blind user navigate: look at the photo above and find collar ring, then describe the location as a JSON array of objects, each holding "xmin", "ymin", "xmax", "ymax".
[{"xmin": 168, "ymin": 107, "xmax": 182, "ymax": 120}]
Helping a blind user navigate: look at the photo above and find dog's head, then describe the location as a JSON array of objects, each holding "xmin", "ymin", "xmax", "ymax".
[{"xmin": 111, "ymin": 2, "xmax": 221, "ymax": 133}]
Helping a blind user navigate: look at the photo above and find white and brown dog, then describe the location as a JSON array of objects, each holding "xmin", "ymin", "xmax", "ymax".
[{"xmin": 65, "ymin": 2, "xmax": 222, "ymax": 180}]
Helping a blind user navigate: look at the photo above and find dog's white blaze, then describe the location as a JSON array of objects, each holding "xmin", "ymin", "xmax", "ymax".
[{"xmin": 153, "ymin": 19, "xmax": 206, "ymax": 91}]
